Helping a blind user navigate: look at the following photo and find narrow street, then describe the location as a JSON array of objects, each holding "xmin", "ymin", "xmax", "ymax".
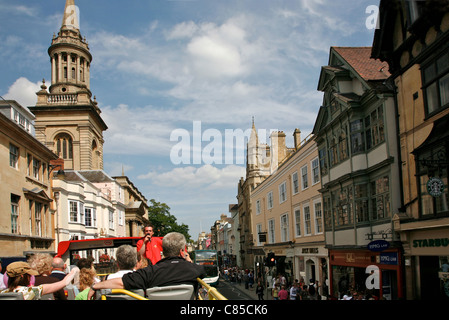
[{"xmin": 217, "ymin": 279, "xmax": 270, "ymax": 301}]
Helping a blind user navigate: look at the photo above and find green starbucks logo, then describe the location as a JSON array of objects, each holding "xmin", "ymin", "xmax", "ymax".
[{"xmin": 427, "ymin": 177, "xmax": 444, "ymax": 197}]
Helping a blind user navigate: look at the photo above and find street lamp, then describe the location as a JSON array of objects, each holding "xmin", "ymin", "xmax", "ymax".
[
  {"xmin": 48, "ymin": 164, "xmax": 65, "ymax": 179},
  {"xmin": 54, "ymin": 191, "xmax": 60, "ymax": 245}
]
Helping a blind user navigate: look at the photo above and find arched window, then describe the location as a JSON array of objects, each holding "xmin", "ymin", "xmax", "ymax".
[
  {"xmin": 55, "ymin": 133, "xmax": 73, "ymax": 159},
  {"xmin": 92, "ymin": 139, "xmax": 99, "ymax": 169}
]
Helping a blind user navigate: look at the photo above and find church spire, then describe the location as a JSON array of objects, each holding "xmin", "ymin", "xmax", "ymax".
[{"xmin": 62, "ymin": 0, "xmax": 80, "ymax": 30}]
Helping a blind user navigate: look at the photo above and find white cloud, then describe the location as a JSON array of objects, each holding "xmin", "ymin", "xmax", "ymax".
[
  {"xmin": 138, "ymin": 164, "xmax": 245, "ymax": 190},
  {"xmin": 3, "ymin": 77, "xmax": 41, "ymax": 107},
  {"xmin": 166, "ymin": 21, "xmax": 199, "ymax": 40},
  {"xmin": 88, "ymin": 8, "xmax": 335, "ymax": 130},
  {"xmin": 0, "ymin": 4, "xmax": 36, "ymax": 17},
  {"xmin": 101, "ymin": 103, "xmax": 177, "ymax": 156}
]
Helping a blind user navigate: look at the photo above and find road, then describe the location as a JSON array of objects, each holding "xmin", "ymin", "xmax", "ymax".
[{"xmin": 217, "ymin": 279, "xmax": 262, "ymax": 300}]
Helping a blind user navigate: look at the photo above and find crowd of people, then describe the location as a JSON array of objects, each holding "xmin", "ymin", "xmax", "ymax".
[
  {"xmin": 221, "ymin": 266, "xmax": 384, "ymax": 301},
  {"xmin": 221, "ymin": 268, "xmax": 325, "ymax": 301},
  {"xmin": 0, "ymin": 255, "xmax": 79, "ymax": 300},
  {"xmin": 0, "ymin": 229, "xmax": 204, "ymax": 301}
]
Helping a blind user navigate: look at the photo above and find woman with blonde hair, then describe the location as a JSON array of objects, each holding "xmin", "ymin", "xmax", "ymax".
[
  {"xmin": 28, "ymin": 253, "xmax": 67, "ymax": 300},
  {"xmin": 75, "ymin": 268, "xmax": 97, "ymax": 300}
]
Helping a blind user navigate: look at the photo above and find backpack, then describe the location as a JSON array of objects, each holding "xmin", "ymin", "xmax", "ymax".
[
  {"xmin": 300, "ymin": 290, "xmax": 310, "ymax": 300},
  {"xmin": 308, "ymin": 285, "xmax": 316, "ymax": 295}
]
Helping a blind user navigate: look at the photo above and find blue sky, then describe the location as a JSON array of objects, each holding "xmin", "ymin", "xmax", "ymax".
[{"xmin": 0, "ymin": 0, "xmax": 378, "ymax": 239}]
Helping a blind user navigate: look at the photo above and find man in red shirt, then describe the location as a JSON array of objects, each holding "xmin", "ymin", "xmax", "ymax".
[{"xmin": 136, "ymin": 225, "xmax": 163, "ymax": 265}]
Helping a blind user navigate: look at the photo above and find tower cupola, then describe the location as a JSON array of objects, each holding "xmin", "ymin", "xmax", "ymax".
[{"xmin": 38, "ymin": 0, "xmax": 93, "ymax": 106}]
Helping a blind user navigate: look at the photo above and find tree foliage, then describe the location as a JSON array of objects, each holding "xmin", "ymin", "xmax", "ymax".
[{"xmin": 147, "ymin": 199, "xmax": 191, "ymax": 242}]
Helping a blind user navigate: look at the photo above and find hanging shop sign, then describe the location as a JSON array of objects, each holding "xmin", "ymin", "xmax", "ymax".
[
  {"xmin": 368, "ymin": 240, "xmax": 390, "ymax": 252},
  {"xmin": 427, "ymin": 177, "xmax": 445, "ymax": 197}
]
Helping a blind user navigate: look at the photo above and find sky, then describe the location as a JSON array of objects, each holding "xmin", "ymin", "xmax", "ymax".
[{"xmin": 0, "ymin": 0, "xmax": 378, "ymax": 240}]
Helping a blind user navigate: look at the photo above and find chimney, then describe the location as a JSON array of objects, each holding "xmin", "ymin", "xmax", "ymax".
[
  {"xmin": 270, "ymin": 131, "xmax": 287, "ymax": 172},
  {"xmin": 293, "ymin": 128, "xmax": 301, "ymax": 150}
]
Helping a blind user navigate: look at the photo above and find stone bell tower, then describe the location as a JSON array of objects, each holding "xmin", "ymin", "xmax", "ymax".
[{"xmin": 29, "ymin": 0, "xmax": 107, "ymax": 171}]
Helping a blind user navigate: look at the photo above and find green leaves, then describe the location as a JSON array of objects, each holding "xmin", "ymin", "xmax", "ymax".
[{"xmin": 147, "ymin": 199, "xmax": 191, "ymax": 242}]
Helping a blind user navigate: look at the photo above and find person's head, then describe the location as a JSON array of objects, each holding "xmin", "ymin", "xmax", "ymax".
[
  {"xmin": 6, "ymin": 261, "xmax": 39, "ymax": 290},
  {"xmin": 143, "ymin": 224, "xmax": 155, "ymax": 237},
  {"xmin": 77, "ymin": 257, "xmax": 94, "ymax": 270},
  {"xmin": 136, "ymin": 255, "xmax": 149, "ymax": 270},
  {"xmin": 28, "ymin": 253, "xmax": 53, "ymax": 276},
  {"xmin": 78, "ymin": 268, "xmax": 96, "ymax": 290},
  {"xmin": 52, "ymin": 257, "xmax": 66, "ymax": 271},
  {"xmin": 116, "ymin": 245, "xmax": 137, "ymax": 270},
  {"xmin": 162, "ymin": 232, "xmax": 187, "ymax": 258}
]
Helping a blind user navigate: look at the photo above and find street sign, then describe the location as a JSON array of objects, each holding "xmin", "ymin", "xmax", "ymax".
[{"xmin": 380, "ymin": 252, "xmax": 398, "ymax": 265}]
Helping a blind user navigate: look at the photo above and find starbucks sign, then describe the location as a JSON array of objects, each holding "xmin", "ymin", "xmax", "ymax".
[{"xmin": 427, "ymin": 177, "xmax": 444, "ymax": 197}]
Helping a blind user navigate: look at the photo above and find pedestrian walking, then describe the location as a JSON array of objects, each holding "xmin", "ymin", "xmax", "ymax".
[
  {"xmin": 272, "ymin": 285, "xmax": 279, "ymax": 300},
  {"xmin": 299, "ymin": 285, "xmax": 310, "ymax": 300},
  {"xmin": 289, "ymin": 283, "xmax": 297, "ymax": 300},
  {"xmin": 278, "ymin": 285, "xmax": 289, "ymax": 300},
  {"xmin": 256, "ymin": 280, "xmax": 264, "ymax": 300}
]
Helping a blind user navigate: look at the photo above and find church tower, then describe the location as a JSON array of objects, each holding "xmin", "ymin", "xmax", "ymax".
[
  {"xmin": 29, "ymin": 0, "xmax": 107, "ymax": 171},
  {"xmin": 246, "ymin": 119, "xmax": 270, "ymax": 179}
]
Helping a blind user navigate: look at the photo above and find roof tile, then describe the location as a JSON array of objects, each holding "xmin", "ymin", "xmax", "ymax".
[{"xmin": 333, "ymin": 47, "xmax": 390, "ymax": 81}]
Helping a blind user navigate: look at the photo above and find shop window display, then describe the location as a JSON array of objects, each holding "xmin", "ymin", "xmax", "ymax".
[{"xmin": 332, "ymin": 266, "xmax": 380, "ymax": 300}]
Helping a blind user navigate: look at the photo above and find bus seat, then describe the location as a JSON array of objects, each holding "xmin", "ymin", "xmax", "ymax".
[
  {"xmin": 0, "ymin": 292, "xmax": 24, "ymax": 300},
  {"xmin": 146, "ymin": 284, "xmax": 194, "ymax": 300},
  {"xmin": 39, "ymin": 293, "xmax": 55, "ymax": 300},
  {"xmin": 64, "ymin": 285, "xmax": 77, "ymax": 300}
]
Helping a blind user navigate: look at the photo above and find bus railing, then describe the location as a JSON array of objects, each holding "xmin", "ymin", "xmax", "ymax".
[
  {"xmin": 197, "ymin": 278, "xmax": 227, "ymax": 300},
  {"xmin": 101, "ymin": 289, "xmax": 148, "ymax": 300},
  {"xmin": 98, "ymin": 278, "xmax": 227, "ymax": 300}
]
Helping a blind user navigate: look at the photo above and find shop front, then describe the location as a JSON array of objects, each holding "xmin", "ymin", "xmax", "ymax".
[
  {"xmin": 293, "ymin": 245, "xmax": 329, "ymax": 296},
  {"xmin": 262, "ymin": 245, "xmax": 294, "ymax": 284},
  {"xmin": 400, "ymin": 225, "xmax": 449, "ymax": 300},
  {"xmin": 328, "ymin": 247, "xmax": 403, "ymax": 300}
]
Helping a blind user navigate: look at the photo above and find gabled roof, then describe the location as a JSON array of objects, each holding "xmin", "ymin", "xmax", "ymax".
[
  {"xmin": 314, "ymin": 47, "xmax": 392, "ymax": 135},
  {"xmin": 318, "ymin": 47, "xmax": 391, "ymax": 92},
  {"xmin": 332, "ymin": 47, "xmax": 391, "ymax": 81}
]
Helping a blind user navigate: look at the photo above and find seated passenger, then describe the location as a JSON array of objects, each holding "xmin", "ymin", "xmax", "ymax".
[
  {"xmin": 106, "ymin": 245, "xmax": 137, "ymax": 279},
  {"xmin": 75, "ymin": 268, "xmax": 97, "ymax": 300},
  {"xmin": 0, "ymin": 262, "xmax": 78, "ymax": 300},
  {"xmin": 88, "ymin": 232, "xmax": 205, "ymax": 299},
  {"xmin": 28, "ymin": 253, "xmax": 67, "ymax": 300}
]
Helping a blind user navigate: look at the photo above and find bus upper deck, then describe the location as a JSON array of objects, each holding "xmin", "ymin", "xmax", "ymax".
[{"xmin": 55, "ymin": 237, "xmax": 226, "ymax": 300}]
